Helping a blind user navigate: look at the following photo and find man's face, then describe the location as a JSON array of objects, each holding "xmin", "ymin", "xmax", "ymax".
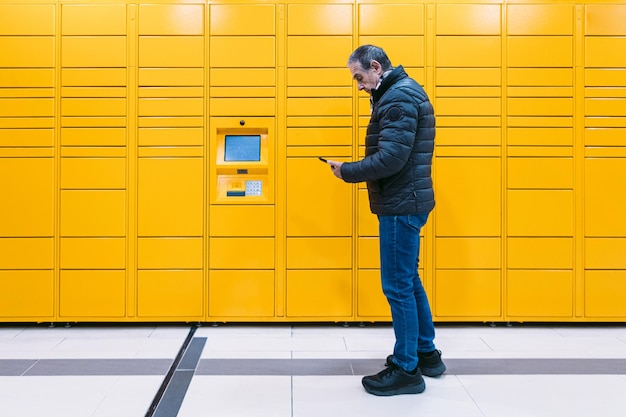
[{"xmin": 349, "ymin": 60, "xmax": 383, "ymax": 95}]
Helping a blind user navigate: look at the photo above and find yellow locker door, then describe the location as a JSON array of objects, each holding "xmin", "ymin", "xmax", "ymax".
[
  {"xmin": 0, "ymin": 157, "xmax": 54, "ymax": 237},
  {"xmin": 435, "ymin": 270, "xmax": 501, "ymax": 318},
  {"xmin": 507, "ymin": 270, "xmax": 573, "ymax": 318},
  {"xmin": 286, "ymin": 237, "xmax": 351, "ymax": 270},
  {"xmin": 285, "ymin": 236, "xmax": 352, "ymax": 320},
  {"xmin": 286, "ymin": 270, "xmax": 352, "ymax": 318},
  {"xmin": 585, "ymin": 271, "xmax": 626, "ymax": 318},
  {"xmin": 434, "ymin": 157, "xmax": 501, "ymax": 237},
  {"xmin": 137, "ymin": 157, "xmax": 203, "ymax": 237},
  {"xmin": 357, "ymin": 269, "xmax": 390, "ymax": 318},
  {"xmin": 0, "ymin": 270, "xmax": 54, "ymax": 318},
  {"xmin": 60, "ymin": 270, "xmax": 126, "ymax": 318},
  {"xmin": 60, "ymin": 190, "xmax": 126, "ymax": 237},
  {"xmin": 584, "ymin": 158, "xmax": 626, "ymax": 237},
  {"xmin": 585, "ymin": 158, "xmax": 626, "ymax": 319},
  {"xmin": 137, "ymin": 270, "xmax": 203, "ymax": 318},
  {"xmin": 286, "ymin": 157, "xmax": 352, "ymax": 237},
  {"xmin": 209, "ymin": 270, "xmax": 274, "ymax": 318}
]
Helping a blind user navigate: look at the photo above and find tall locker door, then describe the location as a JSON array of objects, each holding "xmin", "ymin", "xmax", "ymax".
[
  {"xmin": 0, "ymin": 4, "xmax": 56, "ymax": 320},
  {"xmin": 355, "ymin": 3, "xmax": 427, "ymax": 320},
  {"xmin": 585, "ymin": 157, "xmax": 626, "ymax": 318},
  {"xmin": 583, "ymin": 4, "xmax": 626, "ymax": 319},
  {"xmin": 285, "ymin": 3, "xmax": 354, "ymax": 319},
  {"xmin": 135, "ymin": 3, "xmax": 205, "ymax": 320},
  {"xmin": 433, "ymin": 4, "xmax": 503, "ymax": 321},
  {"xmin": 208, "ymin": 4, "xmax": 277, "ymax": 320},
  {"xmin": 59, "ymin": 3, "xmax": 128, "ymax": 319},
  {"xmin": 505, "ymin": 4, "xmax": 575, "ymax": 320}
]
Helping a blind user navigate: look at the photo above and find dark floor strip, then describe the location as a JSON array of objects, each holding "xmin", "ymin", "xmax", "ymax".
[
  {"xmin": 3, "ymin": 357, "xmax": 626, "ymax": 377},
  {"xmin": 0, "ymin": 360, "xmax": 37, "ymax": 376},
  {"xmin": 151, "ymin": 337, "xmax": 206, "ymax": 417},
  {"xmin": 196, "ymin": 358, "xmax": 626, "ymax": 376},
  {"xmin": 25, "ymin": 358, "xmax": 171, "ymax": 376},
  {"xmin": 144, "ymin": 326, "xmax": 197, "ymax": 417}
]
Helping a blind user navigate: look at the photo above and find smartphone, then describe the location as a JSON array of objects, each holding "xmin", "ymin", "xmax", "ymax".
[{"xmin": 318, "ymin": 157, "xmax": 328, "ymax": 163}]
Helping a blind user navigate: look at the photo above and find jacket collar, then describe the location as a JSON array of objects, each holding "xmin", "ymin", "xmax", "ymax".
[{"xmin": 371, "ymin": 65, "xmax": 408, "ymax": 104}]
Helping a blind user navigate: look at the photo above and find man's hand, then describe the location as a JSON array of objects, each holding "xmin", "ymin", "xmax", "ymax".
[{"xmin": 327, "ymin": 160, "xmax": 344, "ymax": 180}]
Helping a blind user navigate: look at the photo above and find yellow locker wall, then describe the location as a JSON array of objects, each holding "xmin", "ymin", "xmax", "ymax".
[
  {"xmin": 1, "ymin": 0, "xmax": 626, "ymax": 323},
  {"xmin": 136, "ymin": 3, "xmax": 205, "ymax": 320},
  {"xmin": 0, "ymin": 3, "xmax": 56, "ymax": 320}
]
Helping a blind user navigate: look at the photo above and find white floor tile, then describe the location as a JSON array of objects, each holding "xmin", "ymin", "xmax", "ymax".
[
  {"xmin": 92, "ymin": 376, "xmax": 162, "ymax": 417},
  {"xmin": 201, "ymin": 350, "xmax": 292, "ymax": 359},
  {"xmin": 343, "ymin": 334, "xmax": 396, "ymax": 352},
  {"xmin": 480, "ymin": 334, "xmax": 626, "ymax": 355},
  {"xmin": 54, "ymin": 337, "xmax": 184, "ymax": 359},
  {"xmin": 18, "ymin": 326, "xmax": 157, "ymax": 339},
  {"xmin": 553, "ymin": 325, "xmax": 626, "ymax": 338},
  {"xmin": 292, "ymin": 375, "xmax": 484, "ymax": 417},
  {"xmin": 460, "ymin": 375, "xmax": 626, "ymax": 417},
  {"xmin": 177, "ymin": 375, "xmax": 292, "ymax": 417},
  {"xmin": 195, "ymin": 324, "xmax": 293, "ymax": 338},
  {"xmin": 0, "ymin": 376, "xmax": 154, "ymax": 417},
  {"xmin": 293, "ymin": 350, "xmax": 389, "ymax": 359},
  {"xmin": 201, "ymin": 335, "xmax": 347, "ymax": 356},
  {"xmin": 0, "ymin": 327, "xmax": 26, "ymax": 338},
  {"xmin": 0, "ymin": 337, "xmax": 64, "ymax": 354}
]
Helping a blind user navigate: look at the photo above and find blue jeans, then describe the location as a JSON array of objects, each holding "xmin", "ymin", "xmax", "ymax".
[{"xmin": 378, "ymin": 213, "xmax": 436, "ymax": 372}]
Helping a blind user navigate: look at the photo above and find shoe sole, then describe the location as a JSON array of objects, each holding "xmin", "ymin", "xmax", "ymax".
[
  {"xmin": 420, "ymin": 363, "xmax": 446, "ymax": 378},
  {"xmin": 362, "ymin": 381, "xmax": 426, "ymax": 396}
]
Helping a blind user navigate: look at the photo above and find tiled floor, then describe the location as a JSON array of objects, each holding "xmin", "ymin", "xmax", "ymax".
[{"xmin": 1, "ymin": 322, "xmax": 626, "ymax": 417}]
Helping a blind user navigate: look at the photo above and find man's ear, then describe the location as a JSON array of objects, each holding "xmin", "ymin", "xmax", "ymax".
[{"xmin": 370, "ymin": 60, "xmax": 382, "ymax": 75}]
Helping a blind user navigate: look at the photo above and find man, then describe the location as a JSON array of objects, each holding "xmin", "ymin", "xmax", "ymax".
[{"xmin": 326, "ymin": 45, "xmax": 446, "ymax": 396}]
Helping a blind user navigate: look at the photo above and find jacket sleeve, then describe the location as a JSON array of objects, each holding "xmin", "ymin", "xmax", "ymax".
[{"xmin": 340, "ymin": 90, "xmax": 419, "ymax": 183}]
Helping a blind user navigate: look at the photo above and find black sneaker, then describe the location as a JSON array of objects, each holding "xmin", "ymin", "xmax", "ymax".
[
  {"xmin": 418, "ymin": 350, "xmax": 446, "ymax": 377},
  {"xmin": 386, "ymin": 350, "xmax": 446, "ymax": 377},
  {"xmin": 362, "ymin": 361, "xmax": 426, "ymax": 396}
]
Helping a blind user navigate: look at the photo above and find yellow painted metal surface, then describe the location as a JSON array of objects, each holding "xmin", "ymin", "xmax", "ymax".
[
  {"xmin": 357, "ymin": 269, "xmax": 390, "ymax": 317},
  {"xmin": 286, "ymin": 270, "xmax": 352, "ymax": 317},
  {"xmin": 508, "ymin": 238, "xmax": 573, "ymax": 269},
  {"xmin": 139, "ymin": 4, "xmax": 204, "ymax": 35},
  {"xmin": 138, "ymin": 157, "xmax": 203, "ymax": 237},
  {"xmin": 1, "ymin": 0, "xmax": 626, "ymax": 323},
  {"xmin": 210, "ymin": 238, "xmax": 275, "ymax": 269},
  {"xmin": 0, "ymin": 238, "xmax": 53, "ymax": 269},
  {"xmin": 209, "ymin": 270, "xmax": 274, "ymax": 317},
  {"xmin": 507, "ymin": 270, "xmax": 573, "ymax": 317},
  {"xmin": 62, "ymin": 4, "xmax": 126, "ymax": 35},
  {"xmin": 60, "ymin": 238, "xmax": 125, "ymax": 269},
  {"xmin": 137, "ymin": 270, "xmax": 204, "ymax": 318},
  {"xmin": 359, "ymin": 4, "xmax": 424, "ymax": 35},
  {"xmin": 210, "ymin": 4, "xmax": 275, "ymax": 36},
  {"xmin": 287, "ymin": 4, "xmax": 352, "ymax": 35},
  {"xmin": 287, "ymin": 238, "xmax": 351, "ymax": 269},
  {"xmin": 0, "ymin": 271, "xmax": 54, "ymax": 318},
  {"xmin": 0, "ymin": 158, "xmax": 54, "ymax": 237},
  {"xmin": 585, "ymin": 271, "xmax": 626, "ymax": 317},
  {"xmin": 585, "ymin": 158, "xmax": 626, "ymax": 236},
  {"xmin": 139, "ymin": 37, "xmax": 204, "ymax": 67},
  {"xmin": 435, "ymin": 270, "xmax": 502, "ymax": 318},
  {"xmin": 60, "ymin": 270, "xmax": 126, "ymax": 317},
  {"xmin": 507, "ymin": 4, "xmax": 573, "ymax": 35}
]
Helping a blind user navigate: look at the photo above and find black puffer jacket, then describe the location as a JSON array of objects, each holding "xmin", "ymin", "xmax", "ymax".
[{"xmin": 341, "ymin": 66, "xmax": 435, "ymax": 215}]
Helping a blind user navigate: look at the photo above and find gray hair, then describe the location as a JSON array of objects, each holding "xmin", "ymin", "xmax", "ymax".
[{"xmin": 347, "ymin": 45, "xmax": 393, "ymax": 71}]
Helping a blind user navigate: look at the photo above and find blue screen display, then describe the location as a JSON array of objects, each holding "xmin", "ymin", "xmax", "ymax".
[{"xmin": 224, "ymin": 135, "xmax": 261, "ymax": 162}]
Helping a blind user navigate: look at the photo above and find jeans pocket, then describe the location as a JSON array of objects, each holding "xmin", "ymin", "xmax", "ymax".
[{"xmin": 407, "ymin": 213, "xmax": 429, "ymax": 231}]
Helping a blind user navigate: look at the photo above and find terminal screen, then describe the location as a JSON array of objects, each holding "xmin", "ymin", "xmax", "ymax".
[{"xmin": 224, "ymin": 135, "xmax": 261, "ymax": 162}]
